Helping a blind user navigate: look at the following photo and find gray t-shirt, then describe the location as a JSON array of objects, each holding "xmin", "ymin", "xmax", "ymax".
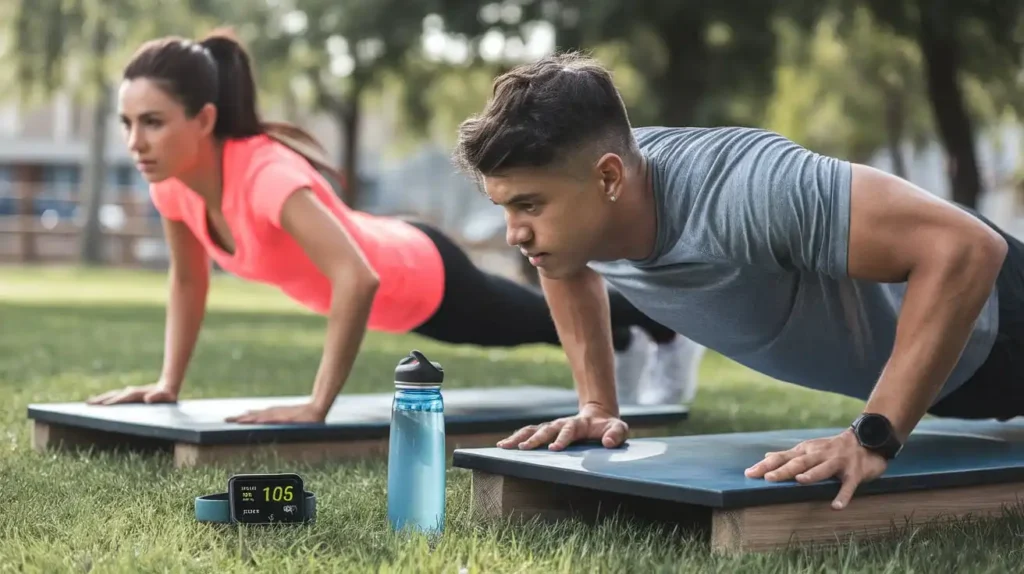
[{"xmin": 589, "ymin": 126, "xmax": 999, "ymax": 403}]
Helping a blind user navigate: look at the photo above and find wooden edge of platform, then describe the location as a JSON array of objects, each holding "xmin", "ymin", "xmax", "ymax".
[
  {"xmin": 468, "ymin": 469, "xmax": 1024, "ymax": 554},
  {"xmin": 469, "ymin": 470, "xmax": 710, "ymax": 535},
  {"xmin": 31, "ymin": 420, "xmax": 171, "ymax": 454},
  {"xmin": 173, "ymin": 431, "xmax": 514, "ymax": 468},
  {"xmin": 710, "ymin": 480, "xmax": 1024, "ymax": 553}
]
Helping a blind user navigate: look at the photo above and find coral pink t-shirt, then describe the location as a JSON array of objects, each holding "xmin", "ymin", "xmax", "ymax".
[{"xmin": 149, "ymin": 134, "xmax": 445, "ymax": 333}]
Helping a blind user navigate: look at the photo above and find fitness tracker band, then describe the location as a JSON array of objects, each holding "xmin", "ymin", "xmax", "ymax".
[{"xmin": 195, "ymin": 473, "xmax": 317, "ymax": 524}]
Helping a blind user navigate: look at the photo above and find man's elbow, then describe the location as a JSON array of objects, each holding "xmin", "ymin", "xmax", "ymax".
[{"xmin": 944, "ymin": 222, "xmax": 1007, "ymax": 289}]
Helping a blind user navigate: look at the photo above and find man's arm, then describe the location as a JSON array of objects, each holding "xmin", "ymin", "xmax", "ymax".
[
  {"xmin": 540, "ymin": 266, "xmax": 619, "ymax": 415},
  {"xmin": 845, "ymin": 164, "xmax": 1007, "ymax": 440},
  {"xmin": 496, "ymin": 266, "xmax": 629, "ymax": 450},
  {"xmin": 746, "ymin": 162, "xmax": 1007, "ymax": 509},
  {"xmin": 686, "ymin": 129, "xmax": 1004, "ymax": 436}
]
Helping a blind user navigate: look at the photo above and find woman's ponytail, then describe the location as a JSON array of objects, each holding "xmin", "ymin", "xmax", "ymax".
[
  {"xmin": 198, "ymin": 30, "xmax": 262, "ymax": 139},
  {"xmin": 198, "ymin": 29, "xmax": 347, "ymax": 186}
]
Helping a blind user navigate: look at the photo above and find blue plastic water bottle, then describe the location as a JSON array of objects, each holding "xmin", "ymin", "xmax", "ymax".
[{"xmin": 387, "ymin": 350, "xmax": 446, "ymax": 535}]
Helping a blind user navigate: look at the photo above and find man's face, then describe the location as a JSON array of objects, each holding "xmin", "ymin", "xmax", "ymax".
[{"xmin": 485, "ymin": 155, "xmax": 623, "ymax": 279}]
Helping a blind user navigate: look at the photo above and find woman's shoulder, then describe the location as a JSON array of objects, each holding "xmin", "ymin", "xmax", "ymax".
[{"xmin": 228, "ymin": 134, "xmax": 322, "ymax": 180}]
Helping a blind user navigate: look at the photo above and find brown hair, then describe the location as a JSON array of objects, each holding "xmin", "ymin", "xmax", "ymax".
[
  {"xmin": 452, "ymin": 51, "xmax": 637, "ymax": 179},
  {"xmin": 122, "ymin": 28, "xmax": 345, "ymax": 185}
]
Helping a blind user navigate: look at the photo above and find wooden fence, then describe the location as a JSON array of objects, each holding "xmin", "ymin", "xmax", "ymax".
[{"xmin": 0, "ymin": 170, "xmax": 163, "ymax": 266}]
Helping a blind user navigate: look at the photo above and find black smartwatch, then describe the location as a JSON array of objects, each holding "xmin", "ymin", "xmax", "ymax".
[
  {"xmin": 195, "ymin": 473, "xmax": 316, "ymax": 524},
  {"xmin": 850, "ymin": 413, "xmax": 903, "ymax": 459}
]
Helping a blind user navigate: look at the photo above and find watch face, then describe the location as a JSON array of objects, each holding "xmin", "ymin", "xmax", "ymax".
[
  {"xmin": 856, "ymin": 415, "xmax": 892, "ymax": 448},
  {"xmin": 229, "ymin": 474, "xmax": 304, "ymax": 524}
]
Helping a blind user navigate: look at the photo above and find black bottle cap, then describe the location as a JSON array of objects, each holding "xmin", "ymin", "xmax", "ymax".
[{"xmin": 394, "ymin": 350, "xmax": 444, "ymax": 386}]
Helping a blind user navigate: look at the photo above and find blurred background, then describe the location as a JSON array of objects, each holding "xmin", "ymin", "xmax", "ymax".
[{"xmin": 0, "ymin": 0, "xmax": 1021, "ymax": 284}]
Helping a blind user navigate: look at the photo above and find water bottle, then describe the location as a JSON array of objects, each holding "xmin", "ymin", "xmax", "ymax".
[{"xmin": 387, "ymin": 349, "xmax": 446, "ymax": 535}]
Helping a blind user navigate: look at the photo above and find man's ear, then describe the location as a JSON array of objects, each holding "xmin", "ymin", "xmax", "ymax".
[{"xmin": 595, "ymin": 153, "xmax": 625, "ymax": 202}]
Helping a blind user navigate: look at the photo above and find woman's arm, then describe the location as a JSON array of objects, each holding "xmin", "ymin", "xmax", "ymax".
[
  {"xmin": 226, "ymin": 188, "xmax": 379, "ymax": 423},
  {"xmin": 158, "ymin": 217, "xmax": 211, "ymax": 394},
  {"xmin": 87, "ymin": 217, "xmax": 209, "ymax": 405}
]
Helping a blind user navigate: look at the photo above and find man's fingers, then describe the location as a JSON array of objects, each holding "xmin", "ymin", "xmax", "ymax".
[
  {"xmin": 745, "ymin": 449, "xmax": 800, "ymax": 478},
  {"xmin": 795, "ymin": 457, "xmax": 843, "ymax": 484},
  {"xmin": 518, "ymin": 422, "xmax": 562, "ymax": 450},
  {"xmin": 832, "ymin": 471, "xmax": 862, "ymax": 510},
  {"xmin": 765, "ymin": 453, "xmax": 821, "ymax": 482},
  {"xmin": 549, "ymin": 419, "xmax": 578, "ymax": 451},
  {"xmin": 602, "ymin": 420, "xmax": 628, "ymax": 448},
  {"xmin": 497, "ymin": 425, "xmax": 540, "ymax": 449}
]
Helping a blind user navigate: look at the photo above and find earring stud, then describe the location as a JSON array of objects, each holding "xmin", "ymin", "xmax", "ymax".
[{"xmin": 610, "ymin": 195, "xmax": 617, "ymax": 202}]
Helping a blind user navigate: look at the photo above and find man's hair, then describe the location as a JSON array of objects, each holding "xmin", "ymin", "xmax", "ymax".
[{"xmin": 453, "ymin": 51, "xmax": 637, "ymax": 178}]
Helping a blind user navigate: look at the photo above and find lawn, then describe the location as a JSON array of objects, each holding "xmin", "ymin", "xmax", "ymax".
[{"xmin": 1, "ymin": 265, "xmax": 1021, "ymax": 572}]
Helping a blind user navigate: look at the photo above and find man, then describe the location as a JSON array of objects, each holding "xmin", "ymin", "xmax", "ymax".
[{"xmin": 452, "ymin": 51, "xmax": 1024, "ymax": 511}]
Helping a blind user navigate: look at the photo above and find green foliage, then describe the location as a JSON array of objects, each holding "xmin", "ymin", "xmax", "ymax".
[
  {"xmin": 235, "ymin": 0, "xmax": 441, "ymax": 114},
  {"xmin": 766, "ymin": 7, "xmax": 934, "ymax": 162},
  {"xmin": 860, "ymin": 0, "xmax": 1024, "ymax": 123},
  {"xmin": 5, "ymin": 0, "xmax": 219, "ymax": 107}
]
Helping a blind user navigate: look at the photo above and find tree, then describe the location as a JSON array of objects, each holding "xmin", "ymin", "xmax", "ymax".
[
  {"xmin": 233, "ymin": 0, "xmax": 442, "ymax": 207},
  {"xmin": 859, "ymin": 0, "xmax": 1024, "ymax": 207},
  {"xmin": 766, "ymin": 7, "xmax": 934, "ymax": 174},
  {"xmin": 8, "ymin": 0, "xmax": 214, "ymax": 264},
  {"xmin": 441, "ymin": 0, "xmax": 830, "ymax": 129}
]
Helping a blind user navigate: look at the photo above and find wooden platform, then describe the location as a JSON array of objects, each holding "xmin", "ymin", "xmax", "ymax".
[
  {"xmin": 453, "ymin": 417, "xmax": 1024, "ymax": 554},
  {"xmin": 26, "ymin": 386, "xmax": 688, "ymax": 468}
]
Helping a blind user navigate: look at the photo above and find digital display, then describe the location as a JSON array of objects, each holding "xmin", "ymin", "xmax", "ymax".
[{"xmin": 228, "ymin": 474, "xmax": 305, "ymax": 524}]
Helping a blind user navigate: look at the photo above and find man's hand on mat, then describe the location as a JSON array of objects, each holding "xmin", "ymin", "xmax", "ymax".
[
  {"xmin": 743, "ymin": 429, "xmax": 887, "ymax": 510},
  {"xmin": 225, "ymin": 403, "xmax": 327, "ymax": 424},
  {"xmin": 496, "ymin": 403, "xmax": 629, "ymax": 451},
  {"xmin": 86, "ymin": 383, "xmax": 178, "ymax": 405}
]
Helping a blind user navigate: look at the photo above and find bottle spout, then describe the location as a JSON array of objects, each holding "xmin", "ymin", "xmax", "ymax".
[{"xmin": 395, "ymin": 349, "xmax": 444, "ymax": 385}]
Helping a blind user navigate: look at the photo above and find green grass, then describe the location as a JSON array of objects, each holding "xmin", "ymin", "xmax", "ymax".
[{"xmin": 1, "ymin": 265, "xmax": 1021, "ymax": 572}]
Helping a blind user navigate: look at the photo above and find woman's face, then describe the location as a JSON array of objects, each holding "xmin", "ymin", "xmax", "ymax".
[{"xmin": 117, "ymin": 77, "xmax": 214, "ymax": 183}]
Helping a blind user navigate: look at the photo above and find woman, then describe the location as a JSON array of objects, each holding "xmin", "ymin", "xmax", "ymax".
[{"xmin": 86, "ymin": 31, "xmax": 704, "ymax": 423}]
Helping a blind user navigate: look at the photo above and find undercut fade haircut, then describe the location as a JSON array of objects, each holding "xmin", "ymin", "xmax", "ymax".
[{"xmin": 453, "ymin": 51, "xmax": 638, "ymax": 180}]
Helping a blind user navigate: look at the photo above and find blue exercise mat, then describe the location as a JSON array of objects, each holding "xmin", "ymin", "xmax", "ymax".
[
  {"xmin": 453, "ymin": 417, "xmax": 1024, "ymax": 508},
  {"xmin": 27, "ymin": 386, "xmax": 688, "ymax": 445}
]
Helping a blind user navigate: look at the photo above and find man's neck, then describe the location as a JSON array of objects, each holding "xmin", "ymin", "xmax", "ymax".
[{"xmin": 606, "ymin": 154, "xmax": 658, "ymax": 261}]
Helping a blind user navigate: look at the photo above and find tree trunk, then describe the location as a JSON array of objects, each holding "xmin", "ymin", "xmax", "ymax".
[
  {"xmin": 917, "ymin": 9, "xmax": 982, "ymax": 207},
  {"xmin": 884, "ymin": 86, "xmax": 908, "ymax": 179},
  {"xmin": 651, "ymin": 10, "xmax": 709, "ymax": 127},
  {"xmin": 341, "ymin": 88, "xmax": 361, "ymax": 208},
  {"xmin": 79, "ymin": 16, "xmax": 110, "ymax": 265}
]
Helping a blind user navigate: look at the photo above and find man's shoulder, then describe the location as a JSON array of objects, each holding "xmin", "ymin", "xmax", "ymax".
[{"xmin": 632, "ymin": 125, "xmax": 789, "ymax": 154}]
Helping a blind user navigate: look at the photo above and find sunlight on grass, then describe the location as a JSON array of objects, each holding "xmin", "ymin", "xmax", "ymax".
[{"xmin": 2, "ymin": 265, "xmax": 1021, "ymax": 572}]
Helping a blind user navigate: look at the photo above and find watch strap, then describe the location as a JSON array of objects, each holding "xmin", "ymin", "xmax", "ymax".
[{"xmin": 195, "ymin": 491, "xmax": 317, "ymax": 523}]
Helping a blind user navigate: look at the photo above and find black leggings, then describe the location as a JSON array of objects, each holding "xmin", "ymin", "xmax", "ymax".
[
  {"xmin": 927, "ymin": 208, "xmax": 1024, "ymax": 420},
  {"xmin": 407, "ymin": 221, "xmax": 676, "ymax": 350}
]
